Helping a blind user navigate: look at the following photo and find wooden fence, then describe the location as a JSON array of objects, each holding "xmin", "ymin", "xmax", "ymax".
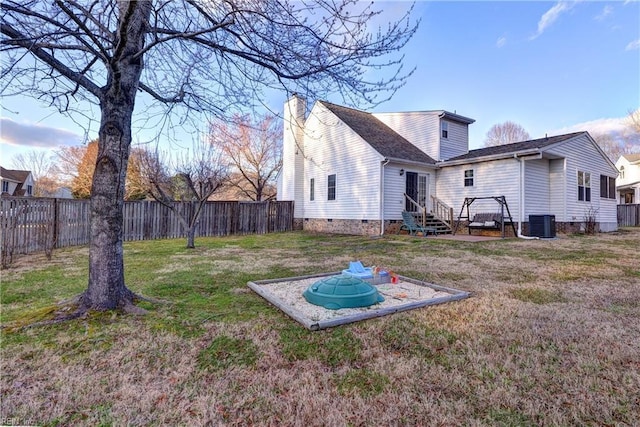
[
  {"xmin": 617, "ymin": 204, "xmax": 640, "ymax": 227},
  {"xmin": 0, "ymin": 197, "xmax": 294, "ymax": 260}
]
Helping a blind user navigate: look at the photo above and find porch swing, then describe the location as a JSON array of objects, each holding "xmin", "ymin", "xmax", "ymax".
[{"xmin": 452, "ymin": 196, "xmax": 517, "ymax": 238}]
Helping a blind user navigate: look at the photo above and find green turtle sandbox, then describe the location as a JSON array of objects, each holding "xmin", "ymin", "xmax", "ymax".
[
  {"xmin": 303, "ymin": 274, "xmax": 384, "ymax": 310},
  {"xmin": 248, "ymin": 271, "xmax": 471, "ymax": 330}
]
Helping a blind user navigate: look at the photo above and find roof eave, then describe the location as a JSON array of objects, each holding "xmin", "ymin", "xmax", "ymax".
[
  {"xmin": 438, "ymin": 148, "xmax": 541, "ymax": 166},
  {"xmin": 385, "ymin": 157, "xmax": 437, "ymax": 167},
  {"xmin": 438, "ymin": 111, "xmax": 475, "ymax": 125}
]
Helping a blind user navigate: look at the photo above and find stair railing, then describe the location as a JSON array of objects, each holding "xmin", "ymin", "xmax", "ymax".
[
  {"xmin": 430, "ymin": 196, "xmax": 454, "ymax": 228},
  {"xmin": 403, "ymin": 193, "xmax": 427, "ymax": 226}
]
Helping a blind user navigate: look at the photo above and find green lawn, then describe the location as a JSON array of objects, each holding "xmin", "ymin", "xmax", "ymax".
[{"xmin": 1, "ymin": 229, "xmax": 639, "ymax": 426}]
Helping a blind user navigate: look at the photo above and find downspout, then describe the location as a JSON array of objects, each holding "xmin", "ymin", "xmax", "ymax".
[
  {"xmin": 380, "ymin": 159, "xmax": 390, "ymax": 235},
  {"xmin": 514, "ymin": 154, "xmax": 539, "ymax": 240}
]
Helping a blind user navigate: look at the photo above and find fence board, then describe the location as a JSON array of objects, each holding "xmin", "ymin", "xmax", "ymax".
[
  {"xmin": 617, "ymin": 204, "xmax": 640, "ymax": 227},
  {"xmin": 1, "ymin": 197, "xmax": 293, "ymax": 260}
]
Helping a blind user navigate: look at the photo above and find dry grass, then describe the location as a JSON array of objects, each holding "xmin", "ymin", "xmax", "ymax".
[{"xmin": 1, "ymin": 229, "xmax": 639, "ymax": 426}]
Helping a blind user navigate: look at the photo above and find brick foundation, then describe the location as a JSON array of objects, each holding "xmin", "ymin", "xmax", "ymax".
[
  {"xmin": 295, "ymin": 219, "xmax": 599, "ymax": 236},
  {"xmin": 301, "ymin": 218, "xmax": 382, "ymax": 235},
  {"xmin": 292, "ymin": 218, "xmax": 304, "ymax": 231}
]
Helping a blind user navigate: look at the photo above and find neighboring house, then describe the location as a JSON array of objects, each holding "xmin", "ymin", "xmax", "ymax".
[
  {"xmin": 277, "ymin": 95, "xmax": 619, "ymax": 235},
  {"xmin": 52, "ymin": 186, "xmax": 73, "ymax": 199},
  {"xmin": 615, "ymin": 153, "xmax": 640, "ymax": 204},
  {"xmin": 0, "ymin": 166, "xmax": 34, "ymax": 197}
]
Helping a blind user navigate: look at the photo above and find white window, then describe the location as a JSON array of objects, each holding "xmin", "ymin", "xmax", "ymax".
[
  {"xmin": 441, "ymin": 121, "xmax": 449, "ymax": 139},
  {"xmin": 418, "ymin": 174, "xmax": 428, "ymax": 207},
  {"xmin": 578, "ymin": 171, "xmax": 591, "ymax": 202},
  {"xmin": 619, "ymin": 166, "xmax": 625, "ymax": 180},
  {"xmin": 327, "ymin": 174, "xmax": 336, "ymax": 201},
  {"xmin": 1, "ymin": 181, "xmax": 8, "ymax": 193},
  {"xmin": 310, "ymin": 178, "xmax": 315, "ymax": 201},
  {"xmin": 464, "ymin": 169, "xmax": 474, "ymax": 187}
]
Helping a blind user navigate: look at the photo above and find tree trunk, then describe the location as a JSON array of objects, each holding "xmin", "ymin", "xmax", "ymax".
[
  {"xmin": 186, "ymin": 228, "xmax": 196, "ymax": 249},
  {"xmin": 79, "ymin": 2, "xmax": 152, "ymax": 311}
]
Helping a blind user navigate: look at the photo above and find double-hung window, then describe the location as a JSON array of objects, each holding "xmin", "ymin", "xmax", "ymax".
[
  {"xmin": 1, "ymin": 181, "xmax": 8, "ymax": 193},
  {"xmin": 310, "ymin": 178, "xmax": 315, "ymax": 201},
  {"xmin": 578, "ymin": 171, "xmax": 591, "ymax": 202},
  {"xmin": 327, "ymin": 174, "xmax": 336, "ymax": 201},
  {"xmin": 464, "ymin": 169, "xmax": 474, "ymax": 187},
  {"xmin": 441, "ymin": 121, "xmax": 449, "ymax": 139},
  {"xmin": 599, "ymin": 175, "xmax": 616, "ymax": 199}
]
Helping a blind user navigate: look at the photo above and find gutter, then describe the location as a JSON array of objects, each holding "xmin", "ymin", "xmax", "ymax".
[
  {"xmin": 385, "ymin": 156, "xmax": 438, "ymax": 168},
  {"xmin": 514, "ymin": 154, "xmax": 539, "ymax": 240},
  {"xmin": 380, "ymin": 158, "xmax": 390, "ymax": 235},
  {"xmin": 437, "ymin": 149, "xmax": 542, "ymax": 167}
]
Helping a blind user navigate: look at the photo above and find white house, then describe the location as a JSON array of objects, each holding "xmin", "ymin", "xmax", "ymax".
[
  {"xmin": 616, "ymin": 153, "xmax": 640, "ymax": 204},
  {"xmin": 0, "ymin": 167, "xmax": 34, "ymax": 197},
  {"xmin": 277, "ymin": 95, "xmax": 619, "ymax": 235}
]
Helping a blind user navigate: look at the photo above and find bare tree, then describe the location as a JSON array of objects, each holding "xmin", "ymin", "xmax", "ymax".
[
  {"xmin": 1, "ymin": 1, "xmax": 417, "ymax": 314},
  {"xmin": 592, "ymin": 132, "xmax": 637, "ymax": 163},
  {"xmin": 54, "ymin": 145, "xmax": 88, "ymax": 186},
  {"xmin": 209, "ymin": 114, "xmax": 281, "ymax": 201},
  {"xmin": 140, "ymin": 140, "xmax": 228, "ymax": 248},
  {"xmin": 627, "ymin": 108, "xmax": 640, "ymax": 134},
  {"xmin": 484, "ymin": 121, "xmax": 531, "ymax": 147},
  {"xmin": 11, "ymin": 150, "xmax": 59, "ymax": 196},
  {"xmin": 592, "ymin": 109, "xmax": 640, "ymax": 162}
]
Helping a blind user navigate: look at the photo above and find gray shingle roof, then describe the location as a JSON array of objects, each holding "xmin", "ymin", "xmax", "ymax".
[
  {"xmin": 444, "ymin": 132, "xmax": 587, "ymax": 162},
  {"xmin": 0, "ymin": 167, "xmax": 31, "ymax": 183},
  {"xmin": 0, "ymin": 167, "xmax": 31, "ymax": 196},
  {"xmin": 319, "ymin": 101, "xmax": 437, "ymax": 164}
]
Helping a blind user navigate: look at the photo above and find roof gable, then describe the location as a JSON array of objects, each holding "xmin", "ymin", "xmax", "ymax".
[
  {"xmin": 319, "ymin": 101, "xmax": 437, "ymax": 164},
  {"xmin": 0, "ymin": 167, "xmax": 31, "ymax": 183}
]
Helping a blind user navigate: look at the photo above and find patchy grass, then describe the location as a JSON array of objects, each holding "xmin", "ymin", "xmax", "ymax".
[
  {"xmin": 1, "ymin": 229, "xmax": 640, "ymax": 426},
  {"xmin": 508, "ymin": 287, "xmax": 566, "ymax": 304},
  {"xmin": 197, "ymin": 335, "xmax": 260, "ymax": 371},
  {"xmin": 335, "ymin": 369, "xmax": 389, "ymax": 397}
]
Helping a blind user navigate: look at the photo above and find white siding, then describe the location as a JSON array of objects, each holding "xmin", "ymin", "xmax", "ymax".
[
  {"xmin": 615, "ymin": 156, "xmax": 640, "ymax": 205},
  {"xmin": 524, "ymin": 159, "xmax": 550, "ymax": 217},
  {"xmin": 279, "ymin": 96, "xmax": 306, "ymax": 219},
  {"xmin": 382, "ymin": 163, "xmax": 436, "ymax": 220},
  {"xmin": 373, "ymin": 112, "xmax": 440, "ymax": 160},
  {"xmin": 615, "ymin": 156, "xmax": 640, "ymax": 186},
  {"xmin": 549, "ymin": 158, "xmax": 566, "ymax": 221},
  {"xmin": 440, "ymin": 120, "xmax": 469, "ymax": 160},
  {"xmin": 302, "ymin": 104, "xmax": 384, "ymax": 220},
  {"xmin": 545, "ymin": 134, "xmax": 618, "ymax": 228},
  {"xmin": 436, "ymin": 159, "xmax": 520, "ymax": 220}
]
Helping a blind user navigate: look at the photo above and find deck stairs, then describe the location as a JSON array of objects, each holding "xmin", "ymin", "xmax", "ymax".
[{"xmin": 404, "ymin": 193, "xmax": 453, "ymax": 235}]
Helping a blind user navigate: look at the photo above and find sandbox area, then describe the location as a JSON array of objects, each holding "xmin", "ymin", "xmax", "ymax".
[{"xmin": 248, "ymin": 272, "xmax": 470, "ymax": 330}]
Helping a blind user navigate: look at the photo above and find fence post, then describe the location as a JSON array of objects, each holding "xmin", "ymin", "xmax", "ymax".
[{"xmin": 53, "ymin": 198, "xmax": 59, "ymax": 248}]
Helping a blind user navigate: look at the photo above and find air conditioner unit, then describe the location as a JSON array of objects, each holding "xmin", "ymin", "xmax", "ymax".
[{"xmin": 529, "ymin": 215, "xmax": 556, "ymax": 238}]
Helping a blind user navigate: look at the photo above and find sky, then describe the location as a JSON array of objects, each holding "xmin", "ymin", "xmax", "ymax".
[{"xmin": 1, "ymin": 0, "xmax": 639, "ymax": 166}]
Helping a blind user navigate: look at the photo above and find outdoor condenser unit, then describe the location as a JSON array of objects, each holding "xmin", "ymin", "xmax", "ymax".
[{"xmin": 529, "ymin": 215, "xmax": 556, "ymax": 238}]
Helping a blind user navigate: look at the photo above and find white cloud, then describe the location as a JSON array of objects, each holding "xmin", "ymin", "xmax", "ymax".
[
  {"xmin": 530, "ymin": 1, "xmax": 579, "ymax": 40},
  {"xmin": 626, "ymin": 39, "xmax": 640, "ymax": 51},
  {"xmin": 550, "ymin": 116, "xmax": 630, "ymax": 137},
  {"xmin": 0, "ymin": 117, "xmax": 82, "ymax": 148},
  {"xmin": 496, "ymin": 36, "xmax": 507, "ymax": 48},
  {"xmin": 594, "ymin": 5, "xmax": 613, "ymax": 21}
]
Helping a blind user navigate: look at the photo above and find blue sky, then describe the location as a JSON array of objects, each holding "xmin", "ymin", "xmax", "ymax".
[{"xmin": 1, "ymin": 0, "xmax": 639, "ymax": 164}]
